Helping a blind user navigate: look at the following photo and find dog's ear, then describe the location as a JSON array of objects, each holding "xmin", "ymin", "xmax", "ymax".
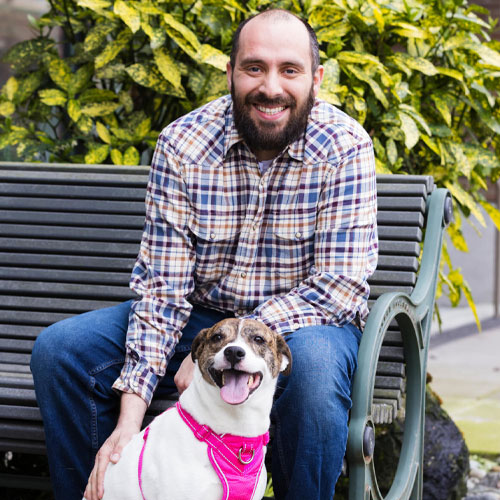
[
  {"xmin": 276, "ymin": 334, "xmax": 292, "ymax": 376},
  {"xmin": 191, "ymin": 328, "xmax": 210, "ymax": 362}
]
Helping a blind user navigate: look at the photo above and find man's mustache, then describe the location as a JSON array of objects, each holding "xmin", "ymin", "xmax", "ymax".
[{"xmin": 245, "ymin": 93, "xmax": 296, "ymax": 108}]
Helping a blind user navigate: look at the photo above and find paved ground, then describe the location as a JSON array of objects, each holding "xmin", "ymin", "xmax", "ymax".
[
  {"xmin": 428, "ymin": 200, "xmax": 500, "ymax": 456},
  {"xmin": 429, "ymin": 305, "xmax": 500, "ymax": 455}
]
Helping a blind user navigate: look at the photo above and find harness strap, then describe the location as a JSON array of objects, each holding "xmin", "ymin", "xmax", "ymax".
[{"xmin": 138, "ymin": 426, "xmax": 150, "ymax": 500}]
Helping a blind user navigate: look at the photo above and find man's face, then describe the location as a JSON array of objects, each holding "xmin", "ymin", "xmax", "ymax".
[{"xmin": 227, "ymin": 16, "xmax": 324, "ymax": 161}]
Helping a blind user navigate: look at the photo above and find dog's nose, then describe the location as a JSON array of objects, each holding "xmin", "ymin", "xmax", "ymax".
[{"xmin": 224, "ymin": 346, "xmax": 245, "ymax": 366}]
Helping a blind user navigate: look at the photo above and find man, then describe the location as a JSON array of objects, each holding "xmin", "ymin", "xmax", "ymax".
[{"xmin": 31, "ymin": 8, "xmax": 377, "ymax": 500}]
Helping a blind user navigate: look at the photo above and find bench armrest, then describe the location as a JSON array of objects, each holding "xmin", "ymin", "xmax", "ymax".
[{"xmin": 347, "ymin": 187, "xmax": 452, "ymax": 500}]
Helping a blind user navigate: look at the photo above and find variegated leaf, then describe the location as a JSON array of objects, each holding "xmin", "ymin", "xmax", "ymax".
[
  {"xmin": 85, "ymin": 144, "xmax": 110, "ymax": 164},
  {"xmin": 84, "ymin": 24, "xmax": 116, "ymax": 52},
  {"xmin": 77, "ymin": 115, "xmax": 93, "ymax": 134},
  {"xmin": 68, "ymin": 65, "xmax": 94, "ymax": 97},
  {"xmin": 48, "ymin": 59, "xmax": 72, "ymax": 91},
  {"xmin": 96, "ymin": 122, "xmax": 112, "ymax": 144},
  {"xmin": 153, "ymin": 48, "xmax": 182, "ymax": 89},
  {"xmin": 0, "ymin": 101, "xmax": 15, "ymax": 117},
  {"xmin": 81, "ymin": 101, "xmax": 119, "ymax": 117},
  {"xmin": 39, "ymin": 89, "xmax": 68, "ymax": 106},
  {"xmin": 110, "ymin": 148, "xmax": 123, "ymax": 165},
  {"xmin": 398, "ymin": 111, "xmax": 420, "ymax": 149},
  {"xmin": 95, "ymin": 29, "xmax": 133, "ymax": 69},
  {"xmin": 123, "ymin": 145, "xmax": 140, "ymax": 165},
  {"xmin": 163, "ymin": 13, "xmax": 201, "ymax": 53},
  {"xmin": 114, "ymin": 0, "xmax": 141, "ymax": 33},
  {"xmin": 4, "ymin": 77, "xmax": 18, "ymax": 102},
  {"xmin": 68, "ymin": 99, "xmax": 82, "ymax": 122},
  {"xmin": 198, "ymin": 44, "xmax": 229, "ymax": 72}
]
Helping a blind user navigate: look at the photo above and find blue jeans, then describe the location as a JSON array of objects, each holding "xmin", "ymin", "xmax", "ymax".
[{"xmin": 31, "ymin": 301, "xmax": 361, "ymax": 500}]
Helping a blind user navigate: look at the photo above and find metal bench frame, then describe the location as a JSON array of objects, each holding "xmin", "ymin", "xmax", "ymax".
[{"xmin": 0, "ymin": 162, "xmax": 451, "ymax": 498}]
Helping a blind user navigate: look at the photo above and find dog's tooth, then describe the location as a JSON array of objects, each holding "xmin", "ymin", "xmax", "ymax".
[
  {"xmin": 248, "ymin": 375, "xmax": 254, "ymax": 387},
  {"xmin": 222, "ymin": 372, "xmax": 226, "ymax": 385}
]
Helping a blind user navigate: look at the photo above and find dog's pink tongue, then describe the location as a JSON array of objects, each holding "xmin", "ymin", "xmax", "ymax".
[{"xmin": 220, "ymin": 371, "xmax": 250, "ymax": 405}]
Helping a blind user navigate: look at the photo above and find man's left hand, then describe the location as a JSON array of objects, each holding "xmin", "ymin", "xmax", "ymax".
[{"xmin": 174, "ymin": 355, "xmax": 195, "ymax": 394}]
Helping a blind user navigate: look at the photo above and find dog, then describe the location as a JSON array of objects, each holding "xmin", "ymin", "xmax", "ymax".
[{"xmin": 96, "ymin": 318, "xmax": 291, "ymax": 500}]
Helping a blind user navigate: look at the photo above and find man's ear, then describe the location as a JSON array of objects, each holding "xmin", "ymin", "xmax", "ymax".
[
  {"xmin": 226, "ymin": 61, "xmax": 233, "ymax": 92},
  {"xmin": 312, "ymin": 64, "xmax": 324, "ymax": 97},
  {"xmin": 191, "ymin": 328, "xmax": 210, "ymax": 362},
  {"xmin": 276, "ymin": 334, "xmax": 292, "ymax": 376}
]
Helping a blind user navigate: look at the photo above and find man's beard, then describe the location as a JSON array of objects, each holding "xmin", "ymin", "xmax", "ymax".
[{"xmin": 231, "ymin": 82, "xmax": 315, "ymax": 156}]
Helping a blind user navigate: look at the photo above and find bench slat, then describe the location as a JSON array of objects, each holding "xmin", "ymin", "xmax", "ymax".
[
  {"xmin": 0, "ymin": 268, "xmax": 131, "ymax": 286},
  {"xmin": 0, "ymin": 211, "xmax": 145, "ymax": 228},
  {"xmin": 0, "ymin": 310, "xmax": 101, "ymax": 327},
  {"xmin": 0, "ymin": 253, "xmax": 135, "ymax": 271},
  {"xmin": 0, "ymin": 296, "xmax": 131, "ymax": 313},
  {"xmin": 377, "ymin": 211, "xmax": 424, "ymax": 227},
  {"xmin": 0, "ymin": 324, "xmax": 43, "ymax": 339},
  {"xmin": 378, "ymin": 241, "xmax": 420, "ymax": 256},
  {"xmin": 0, "ymin": 224, "xmax": 143, "ymax": 242},
  {"xmin": 0, "ymin": 238, "xmax": 140, "ymax": 257},
  {"xmin": 369, "ymin": 270, "xmax": 416, "ymax": 286},
  {"xmin": 0, "ymin": 182, "xmax": 147, "ymax": 200},
  {"xmin": 0, "ymin": 197, "xmax": 144, "ymax": 214},
  {"xmin": 376, "ymin": 255, "xmax": 419, "ymax": 272},
  {"xmin": 378, "ymin": 226, "xmax": 422, "ymax": 242}
]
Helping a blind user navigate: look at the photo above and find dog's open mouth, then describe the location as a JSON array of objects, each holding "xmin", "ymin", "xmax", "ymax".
[{"xmin": 209, "ymin": 368, "xmax": 263, "ymax": 405}]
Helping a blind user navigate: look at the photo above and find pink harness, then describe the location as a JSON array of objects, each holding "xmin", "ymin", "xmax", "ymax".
[{"xmin": 138, "ymin": 402, "xmax": 269, "ymax": 500}]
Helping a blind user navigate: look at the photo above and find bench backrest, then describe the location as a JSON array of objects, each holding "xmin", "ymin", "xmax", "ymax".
[{"xmin": 0, "ymin": 163, "xmax": 433, "ymax": 452}]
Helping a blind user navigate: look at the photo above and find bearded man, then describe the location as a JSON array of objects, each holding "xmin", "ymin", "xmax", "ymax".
[{"xmin": 31, "ymin": 9, "xmax": 378, "ymax": 500}]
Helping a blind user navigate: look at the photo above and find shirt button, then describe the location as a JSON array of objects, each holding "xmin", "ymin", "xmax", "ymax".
[
  {"xmin": 295, "ymin": 232, "xmax": 302, "ymax": 239},
  {"xmin": 210, "ymin": 233, "xmax": 216, "ymax": 240},
  {"xmin": 129, "ymin": 342, "xmax": 136, "ymax": 350},
  {"xmin": 240, "ymin": 272, "xmax": 247, "ymax": 278}
]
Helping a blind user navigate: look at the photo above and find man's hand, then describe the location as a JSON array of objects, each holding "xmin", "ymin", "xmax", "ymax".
[
  {"xmin": 84, "ymin": 392, "xmax": 147, "ymax": 500},
  {"xmin": 174, "ymin": 355, "xmax": 195, "ymax": 394}
]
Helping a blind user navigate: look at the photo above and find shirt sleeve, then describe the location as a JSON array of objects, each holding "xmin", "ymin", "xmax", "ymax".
[
  {"xmin": 243, "ymin": 137, "xmax": 378, "ymax": 334},
  {"xmin": 112, "ymin": 133, "xmax": 196, "ymax": 405}
]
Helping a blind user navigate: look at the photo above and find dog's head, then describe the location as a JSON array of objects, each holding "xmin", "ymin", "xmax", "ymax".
[{"xmin": 191, "ymin": 318, "xmax": 291, "ymax": 406}]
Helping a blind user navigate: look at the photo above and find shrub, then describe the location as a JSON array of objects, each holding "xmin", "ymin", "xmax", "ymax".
[{"xmin": 0, "ymin": 0, "xmax": 499, "ymax": 316}]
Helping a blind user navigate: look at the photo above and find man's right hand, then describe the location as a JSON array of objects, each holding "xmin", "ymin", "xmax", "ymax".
[{"xmin": 83, "ymin": 392, "xmax": 147, "ymax": 500}]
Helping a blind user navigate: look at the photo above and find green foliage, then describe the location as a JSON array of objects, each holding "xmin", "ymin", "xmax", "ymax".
[{"xmin": 0, "ymin": 0, "xmax": 499, "ymax": 315}]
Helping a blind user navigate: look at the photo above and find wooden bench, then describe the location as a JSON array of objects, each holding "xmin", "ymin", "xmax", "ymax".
[{"xmin": 0, "ymin": 162, "xmax": 451, "ymax": 498}]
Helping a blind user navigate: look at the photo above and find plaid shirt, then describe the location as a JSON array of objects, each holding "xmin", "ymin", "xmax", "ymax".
[{"xmin": 113, "ymin": 95, "xmax": 378, "ymax": 404}]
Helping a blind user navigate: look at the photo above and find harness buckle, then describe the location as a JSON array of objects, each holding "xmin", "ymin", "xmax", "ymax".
[{"xmin": 238, "ymin": 447, "xmax": 255, "ymax": 465}]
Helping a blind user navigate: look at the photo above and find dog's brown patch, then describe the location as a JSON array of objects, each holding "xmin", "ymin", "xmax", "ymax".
[{"xmin": 191, "ymin": 319, "xmax": 291, "ymax": 386}]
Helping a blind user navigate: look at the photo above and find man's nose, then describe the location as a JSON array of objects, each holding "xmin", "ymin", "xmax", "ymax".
[
  {"xmin": 259, "ymin": 70, "xmax": 283, "ymax": 98},
  {"xmin": 224, "ymin": 346, "xmax": 246, "ymax": 366}
]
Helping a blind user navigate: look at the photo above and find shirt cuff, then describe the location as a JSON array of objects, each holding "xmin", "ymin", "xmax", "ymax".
[{"xmin": 112, "ymin": 351, "xmax": 160, "ymax": 406}]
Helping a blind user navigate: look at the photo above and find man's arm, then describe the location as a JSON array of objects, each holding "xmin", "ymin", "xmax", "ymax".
[
  {"xmin": 244, "ymin": 136, "xmax": 378, "ymax": 333},
  {"xmin": 85, "ymin": 134, "xmax": 196, "ymax": 500}
]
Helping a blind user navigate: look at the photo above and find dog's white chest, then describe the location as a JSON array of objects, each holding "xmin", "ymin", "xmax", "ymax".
[{"xmin": 102, "ymin": 409, "xmax": 223, "ymax": 500}]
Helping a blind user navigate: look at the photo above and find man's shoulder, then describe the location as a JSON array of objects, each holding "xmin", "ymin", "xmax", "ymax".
[{"xmin": 158, "ymin": 95, "xmax": 231, "ymax": 160}]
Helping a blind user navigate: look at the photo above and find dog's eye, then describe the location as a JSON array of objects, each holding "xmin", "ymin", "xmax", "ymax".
[
  {"xmin": 253, "ymin": 336, "xmax": 265, "ymax": 344},
  {"xmin": 211, "ymin": 333, "xmax": 223, "ymax": 342}
]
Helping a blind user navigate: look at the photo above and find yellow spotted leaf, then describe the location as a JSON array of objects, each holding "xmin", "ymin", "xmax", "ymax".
[
  {"xmin": 81, "ymin": 101, "xmax": 119, "ymax": 117},
  {"xmin": 445, "ymin": 181, "xmax": 486, "ymax": 227},
  {"xmin": 39, "ymin": 88, "xmax": 68, "ymax": 106},
  {"xmin": 68, "ymin": 65, "xmax": 93, "ymax": 97},
  {"xmin": 85, "ymin": 144, "xmax": 110, "ymax": 164},
  {"xmin": 96, "ymin": 122, "xmax": 112, "ymax": 144},
  {"xmin": 153, "ymin": 48, "xmax": 182, "ymax": 89},
  {"xmin": 4, "ymin": 77, "xmax": 18, "ymax": 101},
  {"xmin": 123, "ymin": 145, "xmax": 140, "ymax": 165},
  {"xmin": 77, "ymin": 0, "xmax": 112, "ymax": 11},
  {"xmin": 198, "ymin": 44, "xmax": 229, "ymax": 72},
  {"xmin": 48, "ymin": 59, "xmax": 72, "ymax": 91},
  {"xmin": 0, "ymin": 101, "xmax": 15, "ymax": 117},
  {"xmin": 479, "ymin": 200, "xmax": 500, "ymax": 232},
  {"xmin": 398, "ymin": 111, "xmax": 420, "ymax": 149},
  {"xmin": 114, "ymin": 0, "xmax": 141, "ymax": 33},
  {"xmin": 110, "ymin": 148, "xmax": 123, "ymax": 165},
  {"xmin": 163, "ymin": 13, "xmax": 200, "ymax": 53},
  {"xmin": 95, "ymin": 29, "xmax": 132, "ymax": 69},
  {"xmin": 68, "ymin": 99, "xmax": 82, "ymax": 122},
  {"xmin": 77, "ymin": 115, "xmax": 93, "ymax": 134}
]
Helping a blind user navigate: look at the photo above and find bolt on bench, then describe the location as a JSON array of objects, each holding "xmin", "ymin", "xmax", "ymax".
[{"xmin": 0, "ymin": 162, "xmax": 451, "ymax": 498}]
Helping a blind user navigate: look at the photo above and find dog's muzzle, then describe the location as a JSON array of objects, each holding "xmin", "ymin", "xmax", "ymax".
[{"xmin": 208, "ymin": 365, "xmax": 263, "ymax": 405}]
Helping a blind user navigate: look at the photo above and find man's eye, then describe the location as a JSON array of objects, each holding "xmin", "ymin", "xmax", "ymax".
[
  {"xmin": 284, "ymin": 68, "xmax": 297, "ymax": 75},
  {"xmin": 248, "ymin": 66, "xmax": 261, "ymax": 73}
]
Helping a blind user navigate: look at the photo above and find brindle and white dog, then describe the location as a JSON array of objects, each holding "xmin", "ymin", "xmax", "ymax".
[{"xmin": 96, "ymin": 318, "xmax": 291, "ymax": 500}]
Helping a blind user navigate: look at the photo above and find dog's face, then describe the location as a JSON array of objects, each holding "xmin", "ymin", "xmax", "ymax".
[{"xmin": 191, "ymin": 319, "xmax": 291, "ymax": 405}]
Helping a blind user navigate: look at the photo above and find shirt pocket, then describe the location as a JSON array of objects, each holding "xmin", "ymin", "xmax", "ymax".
[
  {"xmin": 270, "ymin": 211, "xmax": 317, "ymax": 287},
  {"xmin": 188, "ymin": 215, "xmax": 241, "ymax": 283}
]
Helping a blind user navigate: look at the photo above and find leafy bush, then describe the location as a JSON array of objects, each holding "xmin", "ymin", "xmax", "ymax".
[{"xmin": 0, "ymin": 0, "xmax": 499, "ymax": 316}]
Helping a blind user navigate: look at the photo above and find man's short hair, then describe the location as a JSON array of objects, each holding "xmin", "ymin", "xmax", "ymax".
[{"xmin": 229, "ymin": 9, "xmax": 320, "ymax": 73}]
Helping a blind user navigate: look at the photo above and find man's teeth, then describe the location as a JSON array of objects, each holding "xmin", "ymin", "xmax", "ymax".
[{"xmin": 256, "ymin": 105, "xmax": 285, "ymax": 115}]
